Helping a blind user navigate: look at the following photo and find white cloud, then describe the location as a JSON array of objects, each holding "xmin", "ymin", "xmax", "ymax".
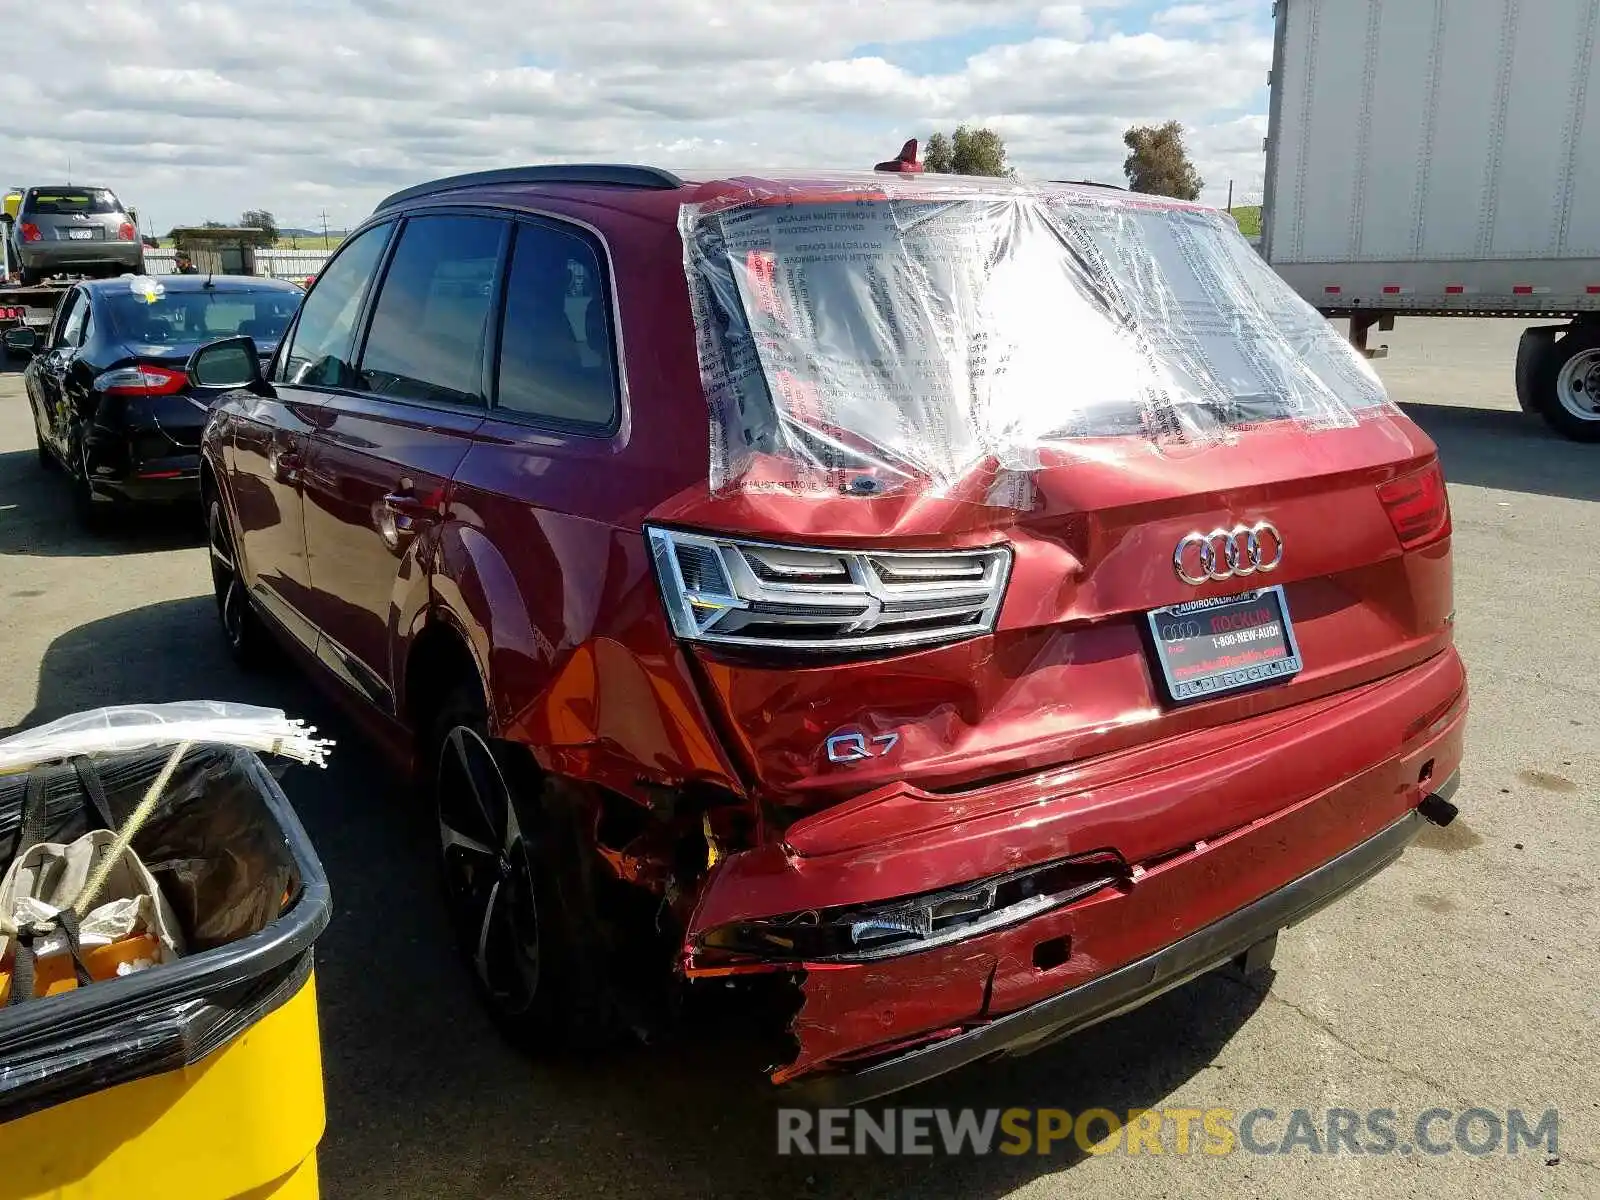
[{"xmin": 5, "ymin": 1, "xmax": 1270, "ymax": 231}]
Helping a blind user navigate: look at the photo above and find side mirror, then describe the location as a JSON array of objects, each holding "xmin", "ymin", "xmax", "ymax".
[
  {"xmin": 3, "ymin": 326, "xmax": 39, "ymax": 358},
  {"xmin": 187, "ymin": 335, "xmax": 264, "ymax": 390}
]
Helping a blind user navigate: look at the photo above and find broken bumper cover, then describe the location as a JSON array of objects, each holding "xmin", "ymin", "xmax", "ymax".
[
  {"xmin": 791, "ymin": 778, "xmax": 1453, "ymax": 1107},
  {"xmin": 685, "ymin": 649, "xmax": 1467, "ymax": 1096}
]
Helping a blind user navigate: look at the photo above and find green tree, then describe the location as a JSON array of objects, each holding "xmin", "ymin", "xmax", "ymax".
[
  {"xmin": 1122, "ymin": 120, "xmax": 1204, "ymax": 200},
  {"xmin": 923, "ymin": 125, "xmax": 1012, "ymax": 176},
  {"xmin": 240, "ymin": 209, "xmax": 279, "ymax": 248}
]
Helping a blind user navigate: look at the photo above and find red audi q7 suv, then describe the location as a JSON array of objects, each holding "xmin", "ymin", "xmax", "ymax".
[{"xmin": 195, "ymin": 162, "xmax": 1467, "ymax": 1101}]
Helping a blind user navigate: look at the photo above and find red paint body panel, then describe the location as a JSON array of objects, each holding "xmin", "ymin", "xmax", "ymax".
[
  {"xmin": 768, "ymin": 673, "xmax": 1465, "ymax": 1077},
  {"xmin": 200, "ymin": 169, "xmax": 1469, "ymax": 1094}
]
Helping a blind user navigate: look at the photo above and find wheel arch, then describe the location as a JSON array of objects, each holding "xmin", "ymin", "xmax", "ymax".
[{"xmin": 401, "ymin": 613, "xmax": 490, "ymax": 745}]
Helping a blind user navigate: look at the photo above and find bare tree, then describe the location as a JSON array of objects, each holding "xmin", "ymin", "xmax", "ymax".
[{"xmin": 1122, "ymin": 121, "xmax": 1204, "ymax": 200}]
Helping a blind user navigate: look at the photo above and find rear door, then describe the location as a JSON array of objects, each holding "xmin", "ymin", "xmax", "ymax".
[
  {"xmin": 228, "ymin": 221, "xmax": 395, "ymax": 650},
  {"xmin": 298, "ymin": 212, "xmax": 505, "ymax": 713}
]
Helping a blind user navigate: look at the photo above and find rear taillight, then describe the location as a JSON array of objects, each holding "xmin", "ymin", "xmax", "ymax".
[
  {"xmin": 0, "ymin": 307, "xmax": 20, "ymax": 319},
  {"xmin": 1377, "ymin": 460, "xmax": 1451, "ymax": 550},
  {"xmin": 646, "ymin": 526, "xmax": 1011, "ymax": 654},
  {"xmin": 19, "ymin": 222, "xmax": 40, "ymax": 243},
  {"xmin": 117, "ymin": 222, "xmax": 136, "ymax": 242},
  {"xmin": 95, "ymin": 365, "xmax": 188, "ymax": 397}
]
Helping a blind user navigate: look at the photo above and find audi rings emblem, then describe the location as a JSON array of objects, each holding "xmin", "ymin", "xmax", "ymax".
[{"xmin": 1173, "ymin": 521, "xmax": 1284, "ymax": 586}]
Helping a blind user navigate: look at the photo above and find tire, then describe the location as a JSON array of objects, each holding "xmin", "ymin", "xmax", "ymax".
[
  {"xmin": 207, "ymin": 495, "xmax": 264, "ymax": 667},
  {"xmin": 428, "ymin": 686, "xmax": 632, "ymax": 1054},
  {"xmin": 33, "ymin": 415, "xmax": 56, "ymax": 471},
  {"xmin": 70, "ymin": 440, "xmax": 112, "ymax": 532},
  {"xmin": 18, "ymin": 266, "xmax": 40, "ymax": 287},
  {"xmin": 1529, "ymin": 324, "xmax": 1600, "ymax": 442}
]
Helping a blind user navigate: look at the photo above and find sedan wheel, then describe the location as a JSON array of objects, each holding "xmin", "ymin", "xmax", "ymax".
[{"xmin": 436, "ymin": 726, "xmax": 543, "ymax": 1017}]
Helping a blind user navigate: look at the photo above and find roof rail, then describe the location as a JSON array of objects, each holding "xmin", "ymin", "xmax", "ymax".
[{"xmin": 374, "ymin": 164, "xmax": 686, "ymax": 212}]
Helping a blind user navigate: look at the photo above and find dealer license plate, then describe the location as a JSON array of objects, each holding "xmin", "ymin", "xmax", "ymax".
[{"xmin": 1146, "ymin": 585, "xmax": 1302, "ymax": 704}]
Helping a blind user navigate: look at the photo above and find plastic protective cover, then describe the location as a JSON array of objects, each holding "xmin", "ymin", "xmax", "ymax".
[
  {"xmin": 679, "ymin": 173, "xmax": 1390, "ymax": 499},
  {"xmin": 0, "ymin": 701, "xmax": 334, "ymax": 775},
  {"xmin": 0, "ymin": 745, "xmax": 330, "ymax": 1122}
]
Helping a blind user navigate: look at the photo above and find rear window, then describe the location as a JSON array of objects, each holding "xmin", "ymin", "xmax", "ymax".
[
  {"xmin": 682, "ymin": 187, "xmax": 1389, "ymax": 496},
  {"xmin": 25, "ymin": 189, "xmax": 123, "ymax": 216},
  {"xmin": 105, "ymin": 288, "xmax": 301, "ymax": 346}
]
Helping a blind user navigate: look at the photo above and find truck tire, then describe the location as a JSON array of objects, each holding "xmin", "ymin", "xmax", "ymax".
[{"xmin": 1527, "ymin": 324, "xmax": 1600, "ymax": 442}]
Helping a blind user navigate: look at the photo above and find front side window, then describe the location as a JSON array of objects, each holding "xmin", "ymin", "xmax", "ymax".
[
  {"xmin": 494, "ymin": 222, "xmax": 618, "ymax": 428},
  {"xmin": 357, "ymin": 215, "xmax": 505, "ymax": 407},
  {"xmin": 278, "ymin": 222, "xmax": 393, "ymax": 387}
]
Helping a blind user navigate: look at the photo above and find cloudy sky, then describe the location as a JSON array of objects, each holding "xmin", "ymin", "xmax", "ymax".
[{"xmin": 5, "ymin": 0, "xmax": 1272, "ymax": 235}]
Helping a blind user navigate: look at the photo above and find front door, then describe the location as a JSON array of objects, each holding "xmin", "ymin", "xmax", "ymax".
[
  {"xmin": 27, "ymin": 287, "xmax": 86, "ymax": 462},
  {"xmin": 299, "ymin": 213, "xmax": 506, "ymax": 713},
  {"xmin": 232, "ymin": 220, "xmax": 396, "ymax": 648}
]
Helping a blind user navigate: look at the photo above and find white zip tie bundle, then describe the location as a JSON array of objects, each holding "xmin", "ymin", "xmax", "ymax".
[{"xmin": 0, "ymin": 703, "xmax": 335, "ymax": 775}]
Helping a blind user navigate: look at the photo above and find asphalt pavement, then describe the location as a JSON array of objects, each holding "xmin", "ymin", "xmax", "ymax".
[{"xmin": 0, "ymin": 318, "xmax": 1594, "ymax": 1198}]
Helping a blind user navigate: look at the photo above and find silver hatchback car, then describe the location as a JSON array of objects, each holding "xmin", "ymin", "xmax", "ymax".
[{"xmin": 8, "ymin": 186, "xmax": 143, "ymax": 283}]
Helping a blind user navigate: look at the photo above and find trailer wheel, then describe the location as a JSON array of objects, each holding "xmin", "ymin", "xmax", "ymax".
[{"xmin": 1528, "ymin": 325, "xmax": 1600, "ymax": 442}]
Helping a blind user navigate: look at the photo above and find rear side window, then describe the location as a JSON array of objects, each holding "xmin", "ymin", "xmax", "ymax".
[
  {"xmin": 357, "ymin": 215, "xmax": 505, "ymax": 408},
  {"xmin": 26, "ymin": 189, "xmax": 122, "ymax": 216},
  {"xmin": 56, "ymin": 292, "xmax": 89, "ymax": 348},
  {"xmin": 494, "ymin": 223, "xmax": 618, "ymax": 428},
  {"xmin": 279, "ymin": 223, "xmax": 393, "ymax": 387}
]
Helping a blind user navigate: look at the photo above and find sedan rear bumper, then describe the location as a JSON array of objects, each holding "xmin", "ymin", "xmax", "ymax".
[{"xmin": 792, "ymin": 778, "xmax": 1452, "ymax": 1106}]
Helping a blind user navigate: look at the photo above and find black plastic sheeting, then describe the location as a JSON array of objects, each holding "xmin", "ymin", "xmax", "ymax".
[{"xmin": 0, "ymin": 745, "xmax": 330, "ymax": 1123}]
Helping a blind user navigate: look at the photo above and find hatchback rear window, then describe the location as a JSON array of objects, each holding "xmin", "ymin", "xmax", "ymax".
[
  {"xmin": 681, "ymin": 184, "xmax": 1388, "ymax": 495},
  {"xmin": 26, "ymin": 189, "xmax": 122, "ymax": 216}
]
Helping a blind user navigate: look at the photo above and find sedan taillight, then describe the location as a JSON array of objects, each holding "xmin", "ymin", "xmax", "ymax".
[
  {"xmin": 117, "ymin": 222, "xmax": 136, "ymax": 242},
  {"xmin": 95, "ymin": 365, "xmax": 188, "ymax": 397},
  {"xmin": 1377, "ymin": 460, "xmax": 1451, "ymax": 550},
  {"xmin": 19, "ymin": 222, "xmax": 40, "ymax": 243}
]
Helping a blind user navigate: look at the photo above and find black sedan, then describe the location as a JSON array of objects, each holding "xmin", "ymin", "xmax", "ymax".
[{"xmin": 15, "ymin": 274, "xmax": 302, "ymax": 526}]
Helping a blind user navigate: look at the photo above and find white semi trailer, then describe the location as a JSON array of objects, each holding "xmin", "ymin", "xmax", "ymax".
[{"xmin": 1260, "ymin": 0, "xmax": 1600, "ymax": 441}]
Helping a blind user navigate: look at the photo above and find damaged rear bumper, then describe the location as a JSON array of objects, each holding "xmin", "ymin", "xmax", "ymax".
[
  {"xmin": 683, "ymin": 649, "xmax": 1467, "ymax": 1097},
  {"xmin": 791, "ymin": 779, "xmax": 1452, "ymax": 1106}
]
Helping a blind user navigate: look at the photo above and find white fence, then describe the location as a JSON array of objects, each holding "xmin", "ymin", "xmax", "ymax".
[{"xmin": 143, "ymin": 248, "xmax": 331, "ymax": 279}]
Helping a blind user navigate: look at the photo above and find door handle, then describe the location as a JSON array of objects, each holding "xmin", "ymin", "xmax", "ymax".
[
  {"xmin": 270, "ymin": 446, "xmax": 303, "ymax": 483},
  {"xmin": 377, "ymin": 483, "xmax": 440, "ymax": 551}
]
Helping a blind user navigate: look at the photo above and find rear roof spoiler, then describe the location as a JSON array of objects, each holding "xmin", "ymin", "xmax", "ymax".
[{"xmin": 374, "ymin": 164, "xmax": 685, "ymax": 212}]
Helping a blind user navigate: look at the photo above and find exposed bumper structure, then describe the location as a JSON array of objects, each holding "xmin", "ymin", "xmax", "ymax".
[
  {"xmin": 793, "ymin": 778, "xmax": 1452, "ymax": 1106},
  {"xmin": 684, "ymin": 649, "xmax": 1468, "ymax": 1096}
]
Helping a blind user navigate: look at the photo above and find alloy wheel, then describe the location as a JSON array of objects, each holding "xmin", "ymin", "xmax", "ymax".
[{"xmin": 436, "ymin": 726, "xmax": 542, "ymax": 1014}]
